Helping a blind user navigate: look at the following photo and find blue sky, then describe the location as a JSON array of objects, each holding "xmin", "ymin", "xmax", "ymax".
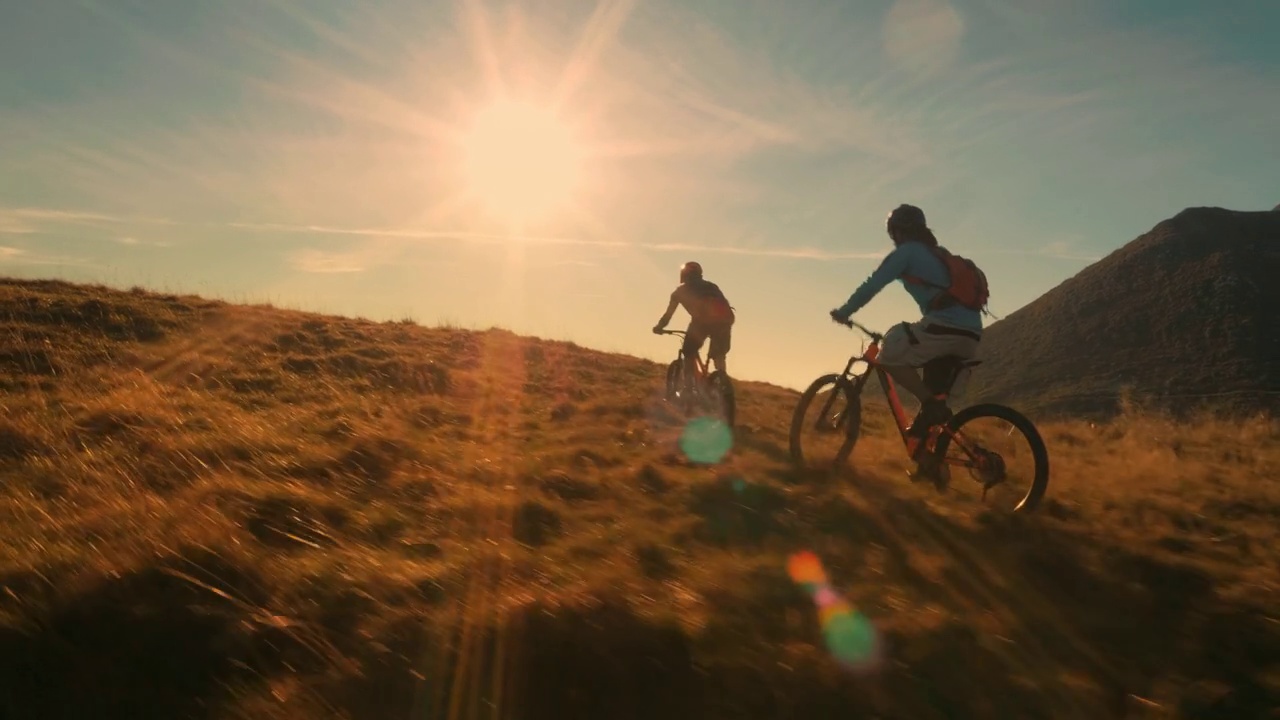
[{"xmin": 3, "ymin": 0, "xmax": 1278, "ymax": 391}]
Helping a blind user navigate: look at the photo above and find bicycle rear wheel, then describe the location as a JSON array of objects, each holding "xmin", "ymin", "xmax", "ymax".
[
  {"xmin": 789, "ymin": 373, "xmax": 860, "ymax": 469},
  {"xmin": 664, "ymin": 360, "xmax": 682, "ymax": 402},
  {"xmin": 932, "ymin": 403, "xmax": 1050, "ymax": 513},
  {"xmin": 705, "ymin": 370, "xmax": 736, "ymax": 428}
]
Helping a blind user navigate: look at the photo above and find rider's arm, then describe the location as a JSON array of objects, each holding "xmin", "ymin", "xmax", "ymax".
[
  {"xmin": 833, "ymin": 244, "xmax": 911, "ymax": 317},
  {"xmin": 655, "ymin": 290, "xmax": 681, "ymax": 329}
]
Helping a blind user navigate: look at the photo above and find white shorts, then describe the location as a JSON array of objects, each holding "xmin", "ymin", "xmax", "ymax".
[{"xmin": 879, "ymin": 318, "xmax": 981, "ymax": 368}]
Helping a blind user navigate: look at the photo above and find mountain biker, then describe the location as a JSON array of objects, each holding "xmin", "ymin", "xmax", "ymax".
[
  {"xmin": 653, "ymin": 261, "xmax": 736, "ymax": 394},
  {"xmin": 828, "ymin": 204, "xmax": 984, "ymax": 487}
]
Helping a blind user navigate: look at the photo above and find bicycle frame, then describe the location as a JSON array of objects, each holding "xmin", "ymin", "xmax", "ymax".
[
  {"xmin": 660, "ymin": 330, "xmax": 711, "ymax": 385},
  {"xmin": 832, "ymin": 336, "xmax": 916, "ymax": 444},
  {"xmin": 834, "ymin": 320, "xmax": 984, "ymax": 469}
]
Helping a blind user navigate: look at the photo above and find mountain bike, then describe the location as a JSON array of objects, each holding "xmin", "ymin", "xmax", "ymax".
[
  {"xmin": 789, "ymin": 318, "xmax": 1049, "ymax": 513},
  {"xmin": 657, "ymin": 329, "xmax": 736, "ymax": 428}
]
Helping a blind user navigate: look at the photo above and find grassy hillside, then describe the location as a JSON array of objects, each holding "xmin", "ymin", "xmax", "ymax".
[
  {"xmin": 1, "ymin": 278, "xmax": 1278, "ymax": 719},
  {"xmin": 965, "ymin": 206, "xmax": 1280, "ymax": 420}
]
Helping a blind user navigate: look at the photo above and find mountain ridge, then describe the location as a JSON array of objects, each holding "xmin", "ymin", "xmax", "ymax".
[{"xmin": 960, "ymin": 205, "xmax": 1280, "ymax": 419}]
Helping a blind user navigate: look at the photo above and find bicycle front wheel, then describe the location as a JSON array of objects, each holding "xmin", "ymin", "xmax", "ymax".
[
  {"xmin": 789, "ymin": 373, "xmax": 860, "ymax": 469},
  {"xmin": 933, "ymin": 403, "xmax": 1050, "ymax": 513}
]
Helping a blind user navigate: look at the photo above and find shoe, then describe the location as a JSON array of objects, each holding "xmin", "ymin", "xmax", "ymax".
[
  {"xmin": 905, "ymin": 399, "xmax": 952, "ymax": 491},
  {"xmin": 906, "ymin": 398, "xmax": 952, "ymax": 439},
  {"xmin": 908, "ymin": 444, "xmax": 951, "ymax": 491}
]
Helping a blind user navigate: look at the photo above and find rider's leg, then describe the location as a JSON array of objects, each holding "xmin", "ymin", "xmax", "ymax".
[
  {"xmin": 681, "ymin": 324, "xmax": 707, "ymax": 395},
  {"xmin": 880, "ymin": 321, "xmax": 978, "ymax": 437},
  {"xmin": 708, "ymin": 323, "xmax": 731, "ymax": 375},
  {"xmin": 880, "ymin": 320, "xmax": 980, "ymax": 486},
  {"xmin": 879, "ymin": 323, "xmax": 936, "ymax": 421}
]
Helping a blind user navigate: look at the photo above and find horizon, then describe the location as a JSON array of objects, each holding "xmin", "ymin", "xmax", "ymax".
[{"xmin": 4, "ymin": 0, "xmax": 1278, "ymax": 392}]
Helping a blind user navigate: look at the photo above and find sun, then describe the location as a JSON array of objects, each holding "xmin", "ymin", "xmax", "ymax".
[{"xmin": 459, "ymin": 99, "xmax": 584, "ymax": 226}]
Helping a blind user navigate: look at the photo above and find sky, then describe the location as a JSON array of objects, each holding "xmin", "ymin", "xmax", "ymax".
[{"xmin": 3, "ymin": 0, "xmax": 1278, "ymax": 392}]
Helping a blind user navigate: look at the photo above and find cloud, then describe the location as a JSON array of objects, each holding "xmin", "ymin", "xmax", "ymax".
[
  {"xmin": 288, "ymin": 249, "xmax": 366, "ymax": 274},
  {"xmin": 545, "ymin": 259, "xmax": 599, "ymax": 268},
  {"xmin": 642, "ymin": 241, "xmax": 882, "ymax": 261},
  {"xmin": 0, "ymin": 219, "xmax": 38, "ymax": 235},
  {"xmin": 0, "ymin": 207, "xmax": 176, "ymax": 234},
  {"xmin": 2, "ymin": 2, "xmax": 937, "ymax": 251},
  {"xmin": 240, "ymin": 218, "xmax": 884, "ymax": 262},
  {"xmin": 0, "ymin": 246, "xmax": 90, "ymax": 266},
  {"xmin": 612, "ymin": 7, "xmax": 933, "ymax": 165},
  {"xmin": 990, "ymin": 240, "xmax": 1101, "ymax": 263},
  {"xmin": 963, "ymin": 0, "xmax": 1280, "ymax": 134},
  {"xmin": 883, "ymin": 0, "xmax": 966, "ymax": 75},
  {"xmin": 6, "ymin": 0, "xmax": 1272, "ymax": 283},
  {"xmin": 0, "ymin": 208, "xmax": 175, "ymax": 251},
  {"xmin": 1039, "ymin": 248, "xmax": 1101, "ymax": 262},
  {"xmin": 114, "ymin": 236, "xmax": 172, "ymax": 248}
]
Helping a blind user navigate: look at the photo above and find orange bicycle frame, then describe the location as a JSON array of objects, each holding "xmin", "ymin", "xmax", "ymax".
[{"xmin": 855, "ymin": 335, "xmax": 981, "ymax": 467}]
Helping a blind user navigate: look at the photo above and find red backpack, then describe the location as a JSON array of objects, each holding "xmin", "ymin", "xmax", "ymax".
[
  {"xmin": 902, "ymin": 245, "xmax": 990, "ymax": 313},
  {"xmin": 687, "ymin": 279, "xmax": 736, "ymax": 324}
]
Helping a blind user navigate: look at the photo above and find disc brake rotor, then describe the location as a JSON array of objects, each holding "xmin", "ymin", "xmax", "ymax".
[{"xmin": 967, "ymin": 447, "xmax": 1008, "ymax": 498}]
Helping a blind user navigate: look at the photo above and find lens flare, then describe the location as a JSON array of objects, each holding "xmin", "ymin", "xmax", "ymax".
[
  {"xmin": 679, "ymin": 416, "xmax": 733, "ymax": 464},
  {"xmin": 787, "ymin": 550, "xmax": 882, "ymax": 672},
  {"xmin": 787, "ymin": 550, "xmax": 828, "ymax": 586}
]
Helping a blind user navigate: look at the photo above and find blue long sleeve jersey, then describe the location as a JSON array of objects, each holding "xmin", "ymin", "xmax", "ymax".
[{"xmin": 834, "ymin": 241, "xmax": 983, "ymax": 333}]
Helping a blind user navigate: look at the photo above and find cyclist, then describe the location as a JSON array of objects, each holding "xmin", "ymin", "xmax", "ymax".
[
  {"xmin": 828, "ymin": 204, "xmax": 984, "ymax": 486},
  {"xmin": 653, "ymin": 261, "xmax": 736, "ymax": 395}
]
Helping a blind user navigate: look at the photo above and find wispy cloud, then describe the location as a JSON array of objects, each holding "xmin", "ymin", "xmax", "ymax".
[
  {"xmin": 594, "ymin": 4, "xmax": 934, "ymax": 165},
  {"xmin": 278, "ymin": 224, "xmax": 884, "ymax": 273},
  {"xmin": 545, "ymin": 259, "xmax": 599, "ymax": 268},
  {"xmin": 990, "ymin": 239, "xmax": 1101, "ymax": 263},
  {"xmin": 262, "ymin": 221, "xmax": 887, "ymax": 261},
  {"xmin": 4, "ymin": 206, "xmax": 883, "ymax": 263},
  {"xmin": 642, "ymin": 240, "xmax": 882, "ymax": 261},
  {"xmin": 0, "ymin": 246, "xmax": 90, "ymax": 266},
  {"xmin": 2, "ymin": 0, "xmax": 1273, "ymax": 296},
  {"xmin": 289, "ymin": 249, "xmax": 366, "ymax": 274},
  {"xmin": 0, "ymin": 2, "xmax": 940, "ymax": 255},
  {"xmin": 0, "ymin": 206, "xmax": 176, "ymax": 233},
  {"xmin": 1038, "ymin": 240, "xmax": 1100, "ymax": 262},
  {"xmin": 0, "ymin": 219, "xmax": 38, "ymax": 235},
  {"xmin": 1, "ymin": 207, "xmax": 172, "ymax": 225}
]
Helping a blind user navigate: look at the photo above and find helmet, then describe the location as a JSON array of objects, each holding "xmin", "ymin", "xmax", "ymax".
[
  {"xmin": 886, "ymin": 204, "xmax": 927, "ymax": 241},
  {"xmin": 680, "ymin": 261, "xmax": 703, "ymax": 283}
]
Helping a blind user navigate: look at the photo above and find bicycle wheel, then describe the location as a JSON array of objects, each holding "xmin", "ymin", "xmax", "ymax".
[
  {"xmin": 705, "ymin": 370, "xmax": 736, "ymax": 428},
  {"xmin": 789, "ymin": 373, "xmax": 861, "ymax": 469},
  {"xmin": 664, "ymin": 360, "xmax": 682, "ymax": 402},
  {"xmin": 931, "ymin": 403, "xmax": 1050, "ymax": 513}
]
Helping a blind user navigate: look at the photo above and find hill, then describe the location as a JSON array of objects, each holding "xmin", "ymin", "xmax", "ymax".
[
  {"xmin": 962, "ymin": 206, "xmax": 1280, "ymax": 419},
  {"xmin": 1, "ymin": 277, "xmax": 1278, "ymax": 719}
]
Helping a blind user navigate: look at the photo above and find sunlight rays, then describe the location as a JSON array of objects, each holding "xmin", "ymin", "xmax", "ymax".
[
  {"xmin": 23, "ymin": 0, "xmax": 930, "ymax": 256},
  {"xmin": 550, "ymin": 0, "xmax": 639, "ymax": 111},
  {"xmin": 460, "ymin": 0, "xmax": 508, "ymax": 100}
]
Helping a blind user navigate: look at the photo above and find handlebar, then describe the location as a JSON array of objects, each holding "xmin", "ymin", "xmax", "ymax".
[
  {"xmin": 833, "ymin": 316, "xmax": 884, "ymax": 343},
  {"xmin": 655, "ymin": 329, "xmax": 686, "ymax": 337}
]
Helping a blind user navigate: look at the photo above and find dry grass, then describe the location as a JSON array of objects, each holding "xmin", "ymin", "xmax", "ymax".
[{"xmin": 0, "ymin": 277, "xmax": 1277, "ymax": 720}]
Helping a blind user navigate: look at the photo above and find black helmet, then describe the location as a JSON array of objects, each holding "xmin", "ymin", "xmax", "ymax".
[
  {"xmin": 886, "ymin": 204, "xmax": 927, "ymax": 240},
  {"xmin": 680, "ymin": 261, "xmax": 703, "ymax": 283}
]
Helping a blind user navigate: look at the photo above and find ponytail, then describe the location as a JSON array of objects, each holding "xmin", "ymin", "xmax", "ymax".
[{"xmin": 919, "ymin": 226, "xmax": 939, "ymax": 248}]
